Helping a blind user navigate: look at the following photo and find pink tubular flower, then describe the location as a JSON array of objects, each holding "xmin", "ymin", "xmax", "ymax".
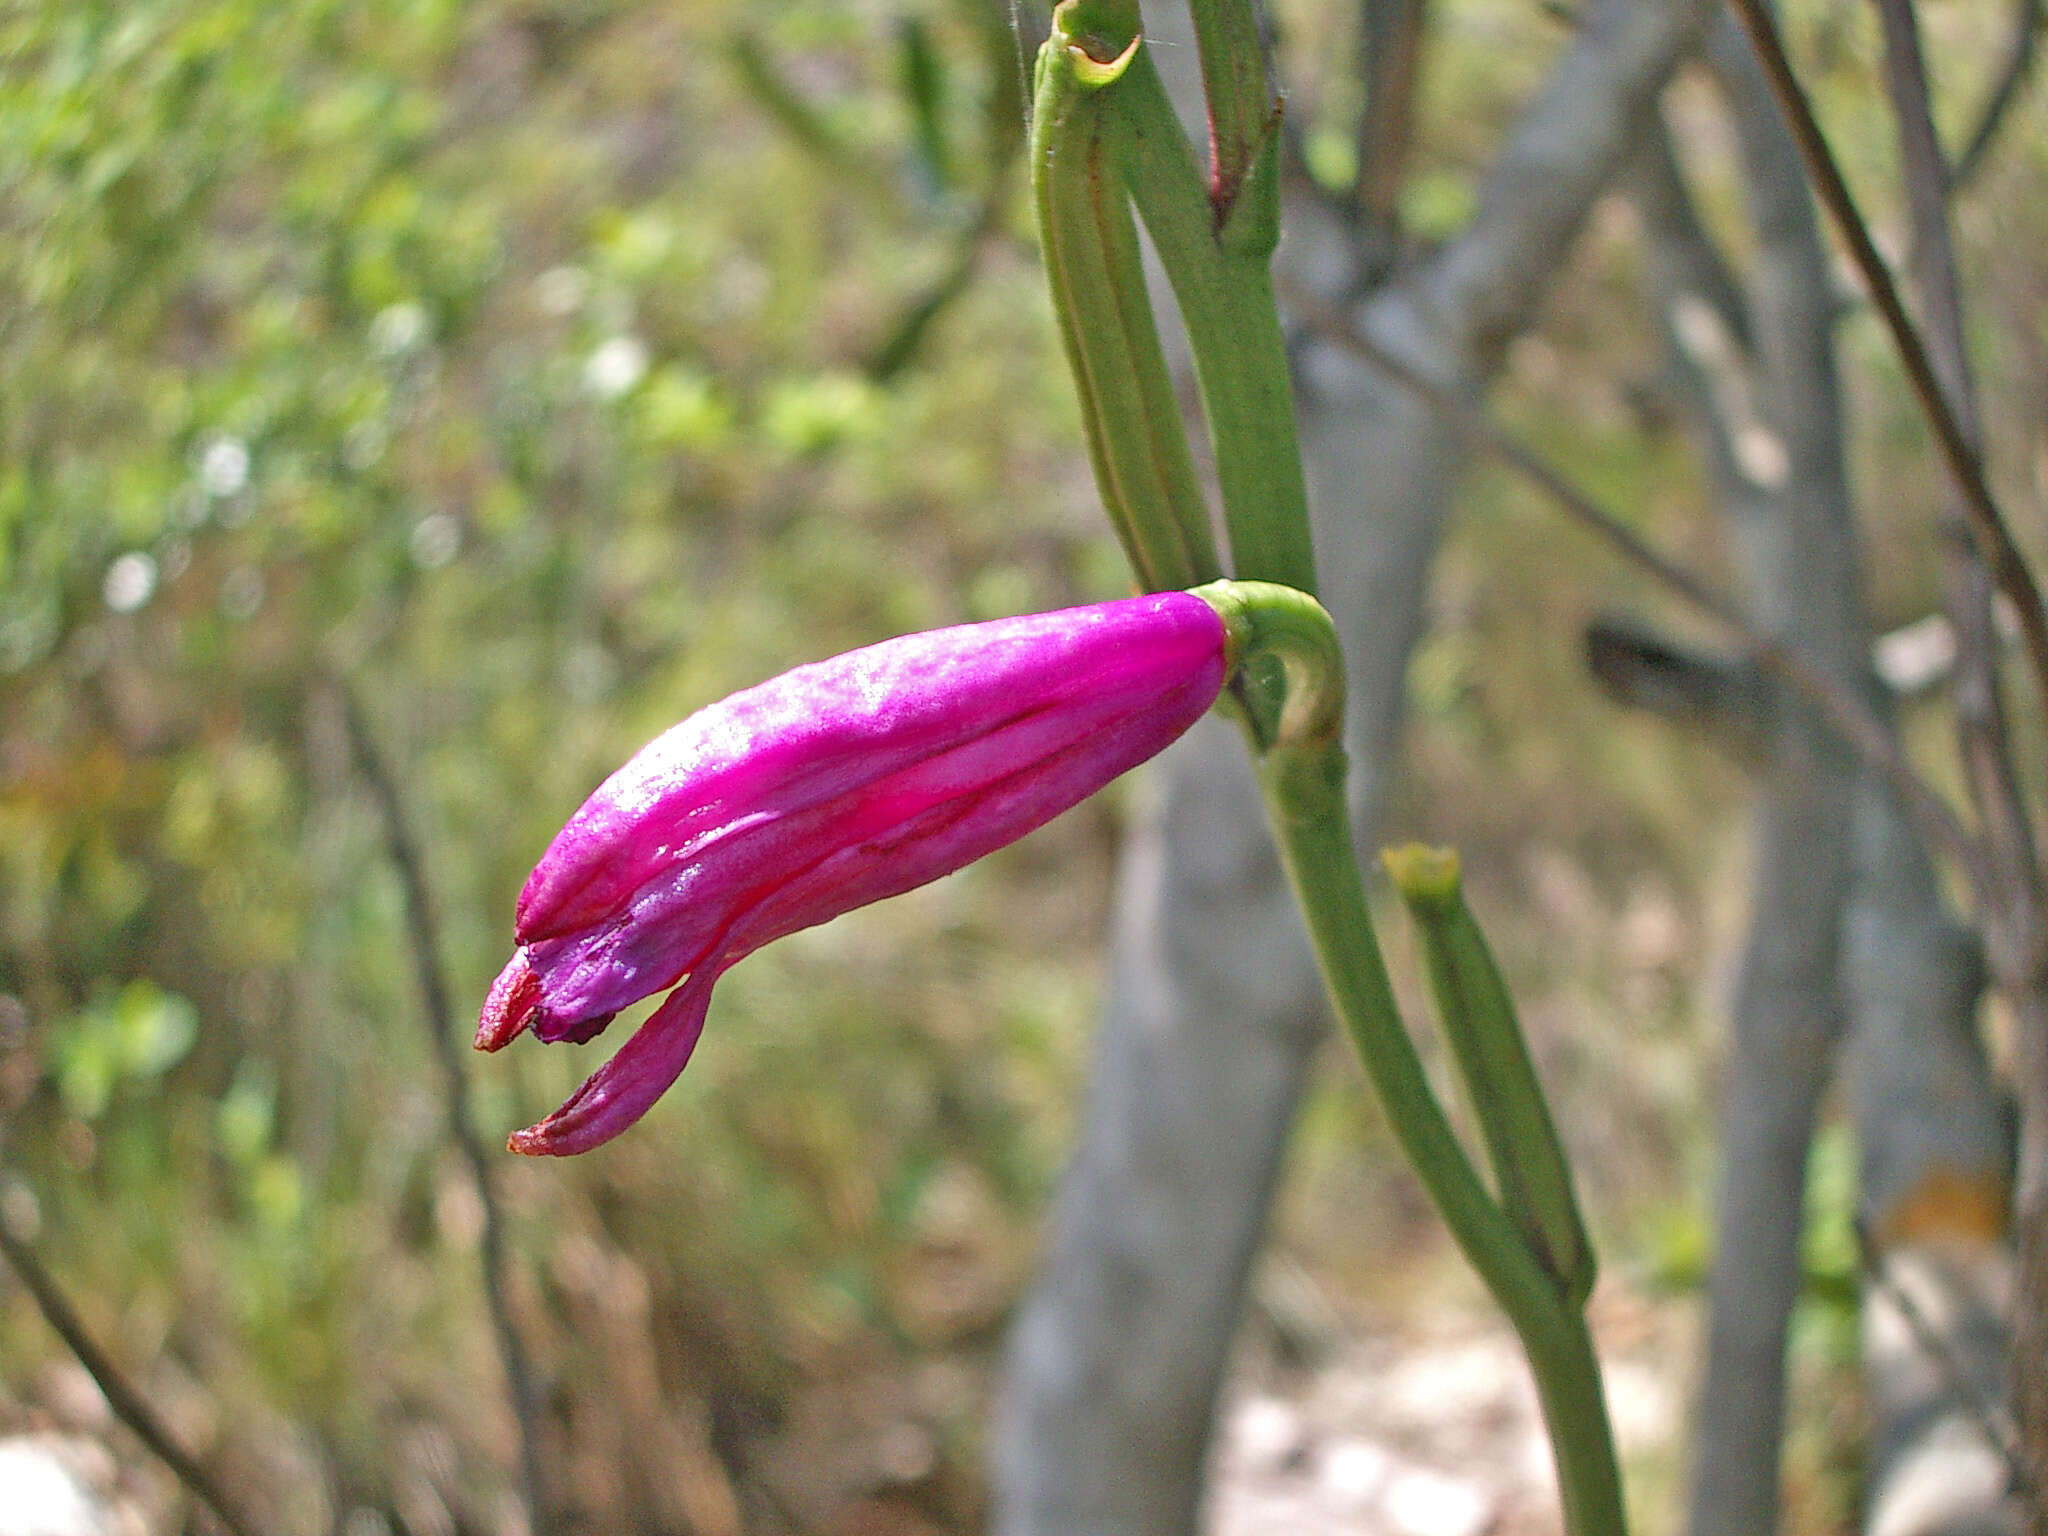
[{"xmin": 478, "ymin": 590, "xmax": 1228, "ymax": 1155}]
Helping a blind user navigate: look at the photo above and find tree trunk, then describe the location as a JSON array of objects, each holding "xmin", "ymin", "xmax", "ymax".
[
  {"xmin": 1629, "ymin": 35, "xmax": 1863, "ymax": 1534},
  {"xmin": 1849, "ymin": 786, "xmax": 2020, "ymax": 1536}
]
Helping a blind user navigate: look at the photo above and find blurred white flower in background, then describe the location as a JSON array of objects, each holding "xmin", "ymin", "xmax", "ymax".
[
  {"xmin": 533, "ymin": 264, "xmax": 588, "ymax": 316},
  {"xmin": 410, "ymin": 512, "xmax": 460, "ymax": 569},
  {"xmin": 584, "ymin": 335, "xmax": 648, "ymax": 399},
  {"xmin": 102, "ymin": 552, "xmax": 158, "ymax": 614},
  {"xmin": 370, "ymin": 300, "xmax": 430, "ymax": 357},
  {"xmin": 198, "ymin": 435, "xmax": 250, "ymax": 498}
]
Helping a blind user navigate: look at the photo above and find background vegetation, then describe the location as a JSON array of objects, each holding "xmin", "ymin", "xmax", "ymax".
[{"xmin": 1, "ymin": 0, "xmax": 2042, "ymax": 1531}]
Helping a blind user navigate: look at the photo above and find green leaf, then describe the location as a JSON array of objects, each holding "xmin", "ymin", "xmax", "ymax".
[
  {"xmin": 216, "ymin": 1059, "xmax": 277, "ymax": 1168},
  {"xmin": 113, "ymin": 979, "xmax": 198, "ymax": 1079},
  {"xmin": 897, "ymin": 16, "xmax": 952, "ymax": 192},
  {"xmin": 56, "ymin": 1031, "xmax": 116, "ymax": 1121}
]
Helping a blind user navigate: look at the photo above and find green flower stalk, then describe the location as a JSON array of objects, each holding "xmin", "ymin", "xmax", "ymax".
[
  {"xmin": 1027, "ymin": 3, "xmax": 1628, "ymax": 1524},
  {"xmin": 1219, "ymin": 589, "xmax": 1625, "ymax": 1536}
]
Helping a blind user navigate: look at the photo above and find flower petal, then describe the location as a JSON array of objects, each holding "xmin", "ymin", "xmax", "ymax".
[
  {"xmin": 484, "ymin": 590, "xmax": 1230, "ymax": 1154},
  {"xmin": 512, "ymin": 644, "xmax": 1223, "ymax": 1028},
  {"xmin": 514, "ymin": 592, "xmax": 1224, "ymax": 943},
  {"xmin": 506, "ymin": 965, "xmax": 722, "ymax": 1156}
]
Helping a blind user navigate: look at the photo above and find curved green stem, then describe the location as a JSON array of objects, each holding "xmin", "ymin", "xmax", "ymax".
[
  {"xmin": 1258, "ymin": 744, "xmax": 1627, "ymax": 1536},
  {"xmin": 1204, "ymin": 581, "xmax": 1627, "ymax": 1536},
  {"xmin": 1029, "ymin": 0, "xmax": 1616, "ymax": 1494},
  {"xmin": 1194, "ymin": 578, "xmax": 1342, "ymax": 750}
]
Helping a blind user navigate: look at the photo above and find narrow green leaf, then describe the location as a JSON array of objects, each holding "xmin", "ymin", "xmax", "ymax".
[
  {"xmin": 1384, "ymin": 844, "xmax": 1596, "ymax": 1307},
  {"xmin": 897, "ymin": 17, "xmax": 953, "ymax": 191},
  {"xmin": 1030, "ymin": 2, "xmax": 1220, "ymax": 590}
]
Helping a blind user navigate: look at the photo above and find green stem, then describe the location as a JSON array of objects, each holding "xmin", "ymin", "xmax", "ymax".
[
  {"xmin": 1184, "ymin": 0, "xmax": 1272, "ymax": 213},
  {"xmin": 1106, "ymin": 48, "xmax": 1315, "ymax": 593},
  {"xmin": 1255, "ymin": 738, "xmax": 1628, "ymax": 1536},
  {"xmin": 1195, "ymin": 577, "xmax": 1342, "ymax": 750}
]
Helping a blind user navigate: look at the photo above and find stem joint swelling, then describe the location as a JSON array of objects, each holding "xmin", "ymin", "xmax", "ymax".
[{"xmin": 1195, "ymin": 579, "xmax": 1342, "ymax": 753}]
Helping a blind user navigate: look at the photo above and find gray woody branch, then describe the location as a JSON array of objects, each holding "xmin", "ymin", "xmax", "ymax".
[{"xmin": 1629, "ymin": 23, "xmax": 2018, "ymax": 1525}]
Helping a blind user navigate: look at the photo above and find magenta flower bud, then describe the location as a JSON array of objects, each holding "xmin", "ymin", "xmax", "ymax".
[{"xmin": 479, "ymin": 590, "xmax": 1228, "ymax": 1155}]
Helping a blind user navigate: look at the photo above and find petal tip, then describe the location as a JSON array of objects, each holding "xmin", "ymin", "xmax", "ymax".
[
  {"xmin": 506, "ymin": 1123, "xmax": 561, "ymax": 1157},
  {"xmin": 476, "ymin": 951, "xmax": 541, "ymax": 1052},
  {"xmin": 498, "ymin": 969, "xmax": 721, "ymax": 1156}
]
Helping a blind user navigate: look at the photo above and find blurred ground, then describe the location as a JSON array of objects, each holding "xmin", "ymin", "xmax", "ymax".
[
  {"xmin": 0, "ymin": 1273, "xmax": 1703, "ymax": 1536},
  {"xmin": 1212, "ymin": 1280, "xmax": 1688, "ymax": 1536}
]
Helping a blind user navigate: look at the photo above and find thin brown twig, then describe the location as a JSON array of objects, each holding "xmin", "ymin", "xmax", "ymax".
[
  {"xmin": 1873, "ymin": 3, "xmax": 2048, "ymax": 1516},
  {"xmin": 1278, "ymin": 275, "xmax": 1994, "ymax": 907},
  {"xmin": 1873, "ymin": 0, "xmax": 2044, "ymax": 936},
  {"xmin": 1951, "ymin": 0, "xmax": 2044, "ymax": 193},
  {"xmin": 1718, "ymin": 0, "xmax": 2048, "ymax": 737},
  {"xmin": 334, "ymin": 684, "xmax": 555, "ymax": 1536},
  {"xmin": 0, "ymin": 1186, "xmax": 262, "ymax": 1536}
]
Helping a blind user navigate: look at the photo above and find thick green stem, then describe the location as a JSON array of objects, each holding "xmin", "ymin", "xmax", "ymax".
[
  {"xmin": 1030, "ymin": 0, "xmax": 1617, "ymax": 1499},
  {"xmin": 1255, "ymin": 737, "xmax": 1627, "ymax": 1536},
  {"xmin": 1105, "ymin": 47, "xmax": 1316, "ymax": 594}
]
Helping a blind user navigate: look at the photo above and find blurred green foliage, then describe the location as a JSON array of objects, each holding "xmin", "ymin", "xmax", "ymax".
[
  {"xmin": 0, "ymin": 0, "xmax": 1102, "ymax": 1526},
  {"xmin": 47, "ymin": 979, "xmax": 198, "ymax": 1122}
]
